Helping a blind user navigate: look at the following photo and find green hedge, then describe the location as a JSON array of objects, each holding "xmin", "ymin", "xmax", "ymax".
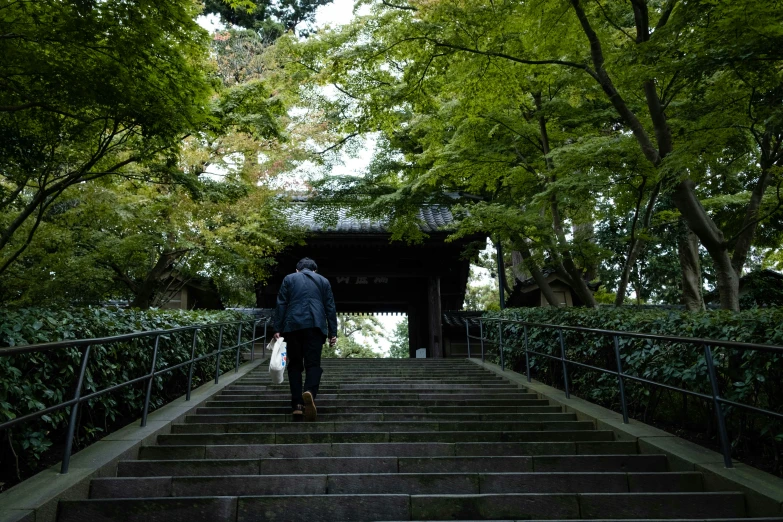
[
  {"xmin": 482, "ymin": 307, "xmax": 783, "ymax": 475},
  {"xmin": 0, "ymin": 307, "xmax": 256, "ymax": 489}
]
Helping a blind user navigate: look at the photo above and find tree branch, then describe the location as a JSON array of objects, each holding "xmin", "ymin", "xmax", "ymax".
[
  {"xmin": 381, "ymin": 0, "xmax": 417, "ymax": 10},
  {"xmin": 425, "ymin": 38, "xmax": 601, "ymax": 82},
  {"xmin": 316, "ymin": 133, "xmax": 359, "ymax": 155},
  {"xmin": 569, "ymin": 0, "xmax": 661, "ymax": 165},
  {"xmin": 593, "ymin": 0, "xmax": 635, "ymax": 41},
  {"xmin": 727, "ymin": 179, "xmax": 783, "ymax": 252},
  {"xmin": 655, "ymin": 0, "xmax": 679, "ymax": 31}
]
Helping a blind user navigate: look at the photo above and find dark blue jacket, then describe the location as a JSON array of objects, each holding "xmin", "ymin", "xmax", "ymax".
[{"xmin": 274, "ymin": 269, "xmax": 338, "ymax": 338}]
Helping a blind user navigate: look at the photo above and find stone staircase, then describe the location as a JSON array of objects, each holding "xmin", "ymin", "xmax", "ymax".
[{"xmin": 57, "ymin": 359, "xmax": 765, "ymax": 521}]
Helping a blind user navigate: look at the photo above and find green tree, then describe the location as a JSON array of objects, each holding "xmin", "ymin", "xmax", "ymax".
[
  {"xmin": 388, "ymin": 319, "xmax": 409, "ymax": 358},
  {"xmin": 204, "ymin": 0, "xmax": 333, "ymax": 39},
  {"xmin": 464, "ymin": 249, "xmax": 502, "ymax": 311},
  {"xmin": 0, "ymin": 0, "xmax": 213, "ymax": 278},
  {"xmin": 0, "ymin": 47, "xmax": 295, "ymax": 308},
  {"xmin": 275, "ymin": 0, "xmax": 783, "ymax": 311},
  {"xmin": 0, "ymin": 174, "xmax": 296, "ymax": 308},
  {"xmin": 323, "ymin": 315, "xmax": 385, "ymax": 358}
]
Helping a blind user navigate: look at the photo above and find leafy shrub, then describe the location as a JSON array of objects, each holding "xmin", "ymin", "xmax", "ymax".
[
  {"xmin": 0, "ymin": 307, "xmax": 257, "ymax": 489},
  {"xmin": 481, "ymin": 307, "xmax": 783, "ymax": 475}
]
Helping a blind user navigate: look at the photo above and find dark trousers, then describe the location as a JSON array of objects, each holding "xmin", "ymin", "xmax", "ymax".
[{"xmin": 285, "ymin": 328, "xmax": 325, "ymax": 409}]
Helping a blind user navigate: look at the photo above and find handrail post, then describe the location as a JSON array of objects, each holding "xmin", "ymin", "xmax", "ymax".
[
  {"xmin": 250, "ymin": 320, "xmax": 258, "ymax": 362},
  {"xmin": 141, "ymin": 335, "xmax": 161, "ymax": 427},
  {"xmin": 61, "ymin": 344, "xmax": 91, "ymax": 474},
  {"xmin": 499, "ymin": 320, "xmax": 505, "ymax": 371},
  {"xmin": 524, "ymin": 325, "xmax": 531, "ymax": 383},
  {"xmin": 558, "ymin": 328, "xmax": 570, "ymax": 399},
  {"xmin": 479, "ymin": 320, "xmax": 485, "ymax": 362},
  {"xmin": 464, "ymin": 319, "xmax": 471, "ymax": 359},
  {"xmin": 613, "ymin": 335, "xmax": 629, "ymax": 424},
  {"xmin": 186, "ymin": 328, "xmax": 199, "ymax": 401},
  {"xmin": 704, "ymin": 344, "xmax": 733, "ymax": 468},
  {"xmin": 263, "ymin": 319, "xmax": 269, "ymax": 358},
  {"xmin": 234, "ymin": 322, "xmax": 243, "ymax": 372},
  {"xmin": 214, "ymin": 325, "xmax": 224, "ymax": 384}
]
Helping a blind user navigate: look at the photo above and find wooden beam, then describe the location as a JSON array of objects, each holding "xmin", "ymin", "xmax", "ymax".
[{"xmin": 428, "ymin": 276, "xmax": 444, "ymax": 358}]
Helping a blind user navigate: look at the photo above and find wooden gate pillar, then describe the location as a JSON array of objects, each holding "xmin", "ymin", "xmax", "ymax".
[{"xmin": 428, "ymin": 276, "xmax": 444, "ymax": 358}]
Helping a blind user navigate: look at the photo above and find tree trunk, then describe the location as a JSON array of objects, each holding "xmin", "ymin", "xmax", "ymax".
[
  {"xmin": 671, "ymin": 180, "xmax": 740, "ymax": 310},
  {"xmin": 130, "ymin": 285, "xmax": 156, "ymax": 309},
  {"xmin": 615, "ymin": 181, "xmax": 661, "ymax": 306},
  {"xmin": 533, "ymin": 91, "xmax": 597, "ymax": 308},
  {"xmin": 616, "ymin": 240, "xmax": 641, "ymax": 307},
  {"xmin": 511, "ymin": 250, "xmax": 529, "ymax": 282},
  {"xmin": 573, "ymin": 221, "xmax": 598, "ymax": 281},
  {"xmin": 563, "ymin": 257, "xmax": 598, "ymax": 307},
  {"xmin": 515, "ymin": 246, "xmax": 562, "ymax": 307},
  {"xmin": 128, "ymin": 249, "xmax": 185, "ymax": 309},
  {"xmin": 677, "ymin": 219, "xmax": 705, "ymax": 311},
  {"xmin": 549, "ymin": 199, "xmax": 598, "ymax": 308},
  {"xmin": 731, "ymin": 164, "xmax": 773, "ymax": 275},
  {"xmin": 569, "ymin": 0, "xmax": 746, "ymax": 309}
]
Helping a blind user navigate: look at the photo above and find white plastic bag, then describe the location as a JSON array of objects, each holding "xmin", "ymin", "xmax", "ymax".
[{"xmin": 268, "ymin": 337, "xmax": 287, "ymax": 384}]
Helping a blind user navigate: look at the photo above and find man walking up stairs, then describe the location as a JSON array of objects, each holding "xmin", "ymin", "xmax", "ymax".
[{"xmin": 272, "ymin": 257, "xmax": 338, "ymax": 422}]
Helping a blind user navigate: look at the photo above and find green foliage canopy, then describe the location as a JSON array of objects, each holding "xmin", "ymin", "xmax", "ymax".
[{"xmin": 0, "ymin": 0, "xmax": 214, "ymax": 278}]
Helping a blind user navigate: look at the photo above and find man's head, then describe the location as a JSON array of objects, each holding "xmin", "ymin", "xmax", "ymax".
[{"xmin": 296, "ymin": 257, "xmax": 318, "ymax": 272}]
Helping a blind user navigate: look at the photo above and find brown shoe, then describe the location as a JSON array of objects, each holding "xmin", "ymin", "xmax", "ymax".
[
  {"xmin": 292, "ymin": 404, "xmax": 304, "ymax": 422},
  {"xmin": 302, "ymin": 391, "xmax": 317, "ymax": 422}
]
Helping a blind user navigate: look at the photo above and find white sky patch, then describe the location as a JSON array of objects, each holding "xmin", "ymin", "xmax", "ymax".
[
  {"xmin": 313, "ymin": 0, "xmax": 361, "ymax": 27},
  {"xmin": 198, "ymin": 13, "xmax": 225, "ymax": 32}
]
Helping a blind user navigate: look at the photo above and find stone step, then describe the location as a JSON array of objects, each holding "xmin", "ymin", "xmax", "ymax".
[
  {"xmin": 183, "ymin": 412, "xmax": 578, "ymax": 423},
  {"xmin": 137, "ymin": 441, "xmax": 637, "ymax": 462},
  {"xmin": 59, "ymin": 492, "xmax": 746, "ymax": 522},
  {"xmin": 272, "ymin": 370, "xmax": 484, "ymax": 373},
  {"xmin": 219, "ymin": 391, "xmax": 533, "ymax": 399},
  {"xmin": 56, "ymin": 357, "xmax": 753, "ymax": 522},
  {"xmin": 235, "ymin": 384, "xmax": 523, "ymax": 391},
  {"xmin": 227, "ymin": 385, "xmax": 517, "ymax": 392},
  {"xmin": 286, "ymin": 374, "xmax": 508, "ymax": 379},
  {"xmin": 170, "ymin": 420, "xmax": 596, "ymax": 434},
  {"xmin": 410, "ymin": 492, "xmax": 746, "ymax": 520},
  {"xmin": 216, "ymin": 396, "xmax": 542, "ymax": 405},
  {"xmin": 90, "ymin": 471, "xmax": 704, "ymax": 499},
  {"xmin": 215, "ymin": 390, "xmax": 538, "ymax": 401},
  {"xmin": 195, "ymin": 404, "xmax": 560, "ymax": 414},
  {"xmin": 261, "ymin": 374, "xmax": 492, "ymax": 378},
  {"xmin": 203, "ymin": 399, "xmax": 548, "ymax": 408},
  {"xmin": 117, "ymin": 445, "xmax": 666, "ymax": 477},
  {"xmin": 156, "ymin": 429, "xmax": 615, "ymax": 446}
]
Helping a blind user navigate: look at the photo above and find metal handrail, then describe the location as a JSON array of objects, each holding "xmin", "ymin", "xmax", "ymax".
[
  {"xmin": 0, "ymin": 316, "xmax": 272, "ymax": 473},
  {"xmin": 463, "ymin": 316, "xmax": 783, "ymax": 469}
]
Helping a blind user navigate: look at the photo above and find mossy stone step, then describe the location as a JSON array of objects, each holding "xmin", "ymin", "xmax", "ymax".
[
  {"xmin": 183, "ymin": 412, "xmax": 576, "ymax": 423},
  {"xmin": 89, "ymin": 471, "xmax": 703, "ymax": 499},
  {"xmin": 194, "ymin": 404, "xmax": 555, "ymax": 415},
  {"xmin": 156, "ymin": 429, "xmax": 615, "ymax": 446},
  {"xmin": 170, "ymin": 420, "xmax": 595, "ymax": 434},
  {"xmin": 58, "ymin": 492, "xmax": 747, "ymax": 522},
  {"xmin": 203, "ymin": 399, "xmax": 547, "ymax": 407},
  {"xmin": 409, "ymin": 492, "xmax": 745, "ymax": 521}
]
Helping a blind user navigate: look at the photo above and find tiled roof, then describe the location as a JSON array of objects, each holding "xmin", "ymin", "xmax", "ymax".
[
  {"xmin": 442, "ymin": 311, "xmax": 483, "ymax": 328},
  {"xmin": 287, "ymin": 204, "xmax": 455, "ymax": 234}
]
